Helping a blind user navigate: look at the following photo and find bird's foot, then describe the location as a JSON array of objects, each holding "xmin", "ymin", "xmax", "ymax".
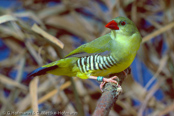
[
  {"xmin": 100, "ymin": 76, "xmax": 122, "ymax": 92},
  {"xmin": 88, "ymin": 75, "xmax": 122, "ymax": 92}
]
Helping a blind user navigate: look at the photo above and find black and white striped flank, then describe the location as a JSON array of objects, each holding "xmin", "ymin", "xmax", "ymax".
[{"xmin": 76, "ymin": 55, "xmax": 117, "ymax": 73}]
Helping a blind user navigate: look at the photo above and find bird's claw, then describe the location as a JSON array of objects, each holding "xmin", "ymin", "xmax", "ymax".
[
  {"xmin": 100, "ymin": 82, "xmax": 106, "ymax": 92},
  {"xmin": 100, "ymin": 76, "xmax": 122, "ymax": 92},
  {"xmin": 103, "ymin": 76, "xmax": 118, "ymax": 84},
  {"xmin": 117, "ymin": 85, "xmax": 123, "ymax": 93},
  {"xmin": 122, "ymin": 70, "xmax": 127, "ymax": 77}
]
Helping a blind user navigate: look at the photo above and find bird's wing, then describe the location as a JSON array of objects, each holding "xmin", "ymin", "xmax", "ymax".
[
  {"xmin": 65, "ymin": 33, "xmax": 113, "ymax": 58},
  {"xmin": 41, "ymin": 34, "xmax": 113, "ymax": 69}
]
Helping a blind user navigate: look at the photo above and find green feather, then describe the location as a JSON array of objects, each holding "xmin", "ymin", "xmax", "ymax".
[{"xmin": 65, "ymin": 33, "xmax": 112, "ymax": 58}]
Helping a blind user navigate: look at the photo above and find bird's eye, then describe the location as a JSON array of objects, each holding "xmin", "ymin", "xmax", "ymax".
[{"xmin": 120, "ymin": 21, "xmax": 126, "ymax": 26}]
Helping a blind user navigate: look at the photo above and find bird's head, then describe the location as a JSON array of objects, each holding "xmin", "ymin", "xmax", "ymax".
[
  {"xmin": 105, "ymin": 17, "xmax": 142, "ymax": 51},
  {"xmin": 105, "ymin": 17, "xmax": 139, "ymax": 36}
]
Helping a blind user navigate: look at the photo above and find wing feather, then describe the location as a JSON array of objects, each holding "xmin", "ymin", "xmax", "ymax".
[{"xmin": 65, "ymin": 34, "xmax": 112, "ymax": 58}]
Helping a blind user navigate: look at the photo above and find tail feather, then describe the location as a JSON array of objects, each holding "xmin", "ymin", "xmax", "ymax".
[{"xmin": 24, "ymin": 65, "xmax": 58, "ymax": 86}]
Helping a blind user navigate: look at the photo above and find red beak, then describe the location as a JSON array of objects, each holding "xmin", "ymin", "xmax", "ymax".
[{"xmin": 105, "ymin": 20, "xmax": 119, "ymax": 30}]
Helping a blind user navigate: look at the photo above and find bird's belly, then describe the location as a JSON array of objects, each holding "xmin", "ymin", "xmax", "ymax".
[
  {"xmin": 92, "ymin": 54, "xmax": 136, "ymax": 76},
  {"xmin": 92, "ymin": 62, "xmax": 130, "ymax": 76}
]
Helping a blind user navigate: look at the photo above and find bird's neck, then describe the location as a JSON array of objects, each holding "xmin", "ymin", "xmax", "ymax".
[{"xmin": 111, "ymin": 30, "xmax": 141, "ymax": 55}]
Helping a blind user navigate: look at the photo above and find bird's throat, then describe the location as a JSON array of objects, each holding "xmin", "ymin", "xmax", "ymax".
[{"xmin": 110, "ymin": 30, "xmax": 117, "ymax": 40}]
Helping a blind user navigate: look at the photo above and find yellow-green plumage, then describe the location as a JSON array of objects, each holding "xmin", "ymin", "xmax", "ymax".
[{"xmin": 28, "ymin": 17, "xmax": 142, "ymax": 80}]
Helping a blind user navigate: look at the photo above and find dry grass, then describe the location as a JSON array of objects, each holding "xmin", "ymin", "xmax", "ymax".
[{"xmin": 0, "ymin": 0, "xmax": 174, "ymax": 116}]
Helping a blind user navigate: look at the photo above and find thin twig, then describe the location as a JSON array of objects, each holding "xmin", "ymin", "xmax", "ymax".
[
  {"xmin": 70, "ymin": 77, "xmax": 84, "ymax": 116},
  {"xmin": 158, "ymin": 102, "xmax": 174, "ymax": 116},
  {"xmin": 138, "ymin": 78, "xmax": 163, "ymax": 116},
  {"xmin": 30, "ymin": 77, "xmax": 39, "ymax": 116},
  {"xmin": 142, "ymin": 21, "xmax": 174, "ymax": 43}
]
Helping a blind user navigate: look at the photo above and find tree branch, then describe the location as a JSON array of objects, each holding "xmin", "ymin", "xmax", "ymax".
[{"xmin": 93, "ymin": 67, "xmax": 131, "ymax": 116}]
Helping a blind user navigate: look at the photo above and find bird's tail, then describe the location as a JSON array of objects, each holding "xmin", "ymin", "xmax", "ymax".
[
  {"xmin": 24, "ymin": 65, "xmax": 58, "ymax": 86},
  {"xmin": 24, "ymin": 58, "xmax": 76, "ymax": 86},
  {"xmin": 27, "ymin": 65, "xmax": 58, "ymax": 77}
]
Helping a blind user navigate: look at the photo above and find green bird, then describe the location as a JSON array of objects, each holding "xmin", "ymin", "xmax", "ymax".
[{"xmin": 27, "ymin": 17, "xmax": 142, "ymax": 91}]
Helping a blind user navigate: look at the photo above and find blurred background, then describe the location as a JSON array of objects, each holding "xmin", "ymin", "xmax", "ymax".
[{"xmin": 0, "ymin": 0, "xmax": 174, "ymax": 116}]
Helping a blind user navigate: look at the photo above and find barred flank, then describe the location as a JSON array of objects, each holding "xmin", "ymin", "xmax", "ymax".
[{"xmin": 76, "ymin": 55, "xmax": 117, "ymax": 73}]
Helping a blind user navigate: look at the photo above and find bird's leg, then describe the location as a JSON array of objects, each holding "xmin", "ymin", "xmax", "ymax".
[
  {"xmin": 89, "ymin": 76, "xmax": 122, "ymax": 92},
  {"xmin": 122, "ymin": 70, "xmax": 127, "ymax": 77},
  {"xmin": 122, "ymin": 67, "xmax": 131, "ymax": 76}
]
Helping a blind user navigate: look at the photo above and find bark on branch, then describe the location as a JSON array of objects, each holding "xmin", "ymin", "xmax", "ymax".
[{"xmin": 93, "ymin": 67, "xmax": 131, "ymax": 116}]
